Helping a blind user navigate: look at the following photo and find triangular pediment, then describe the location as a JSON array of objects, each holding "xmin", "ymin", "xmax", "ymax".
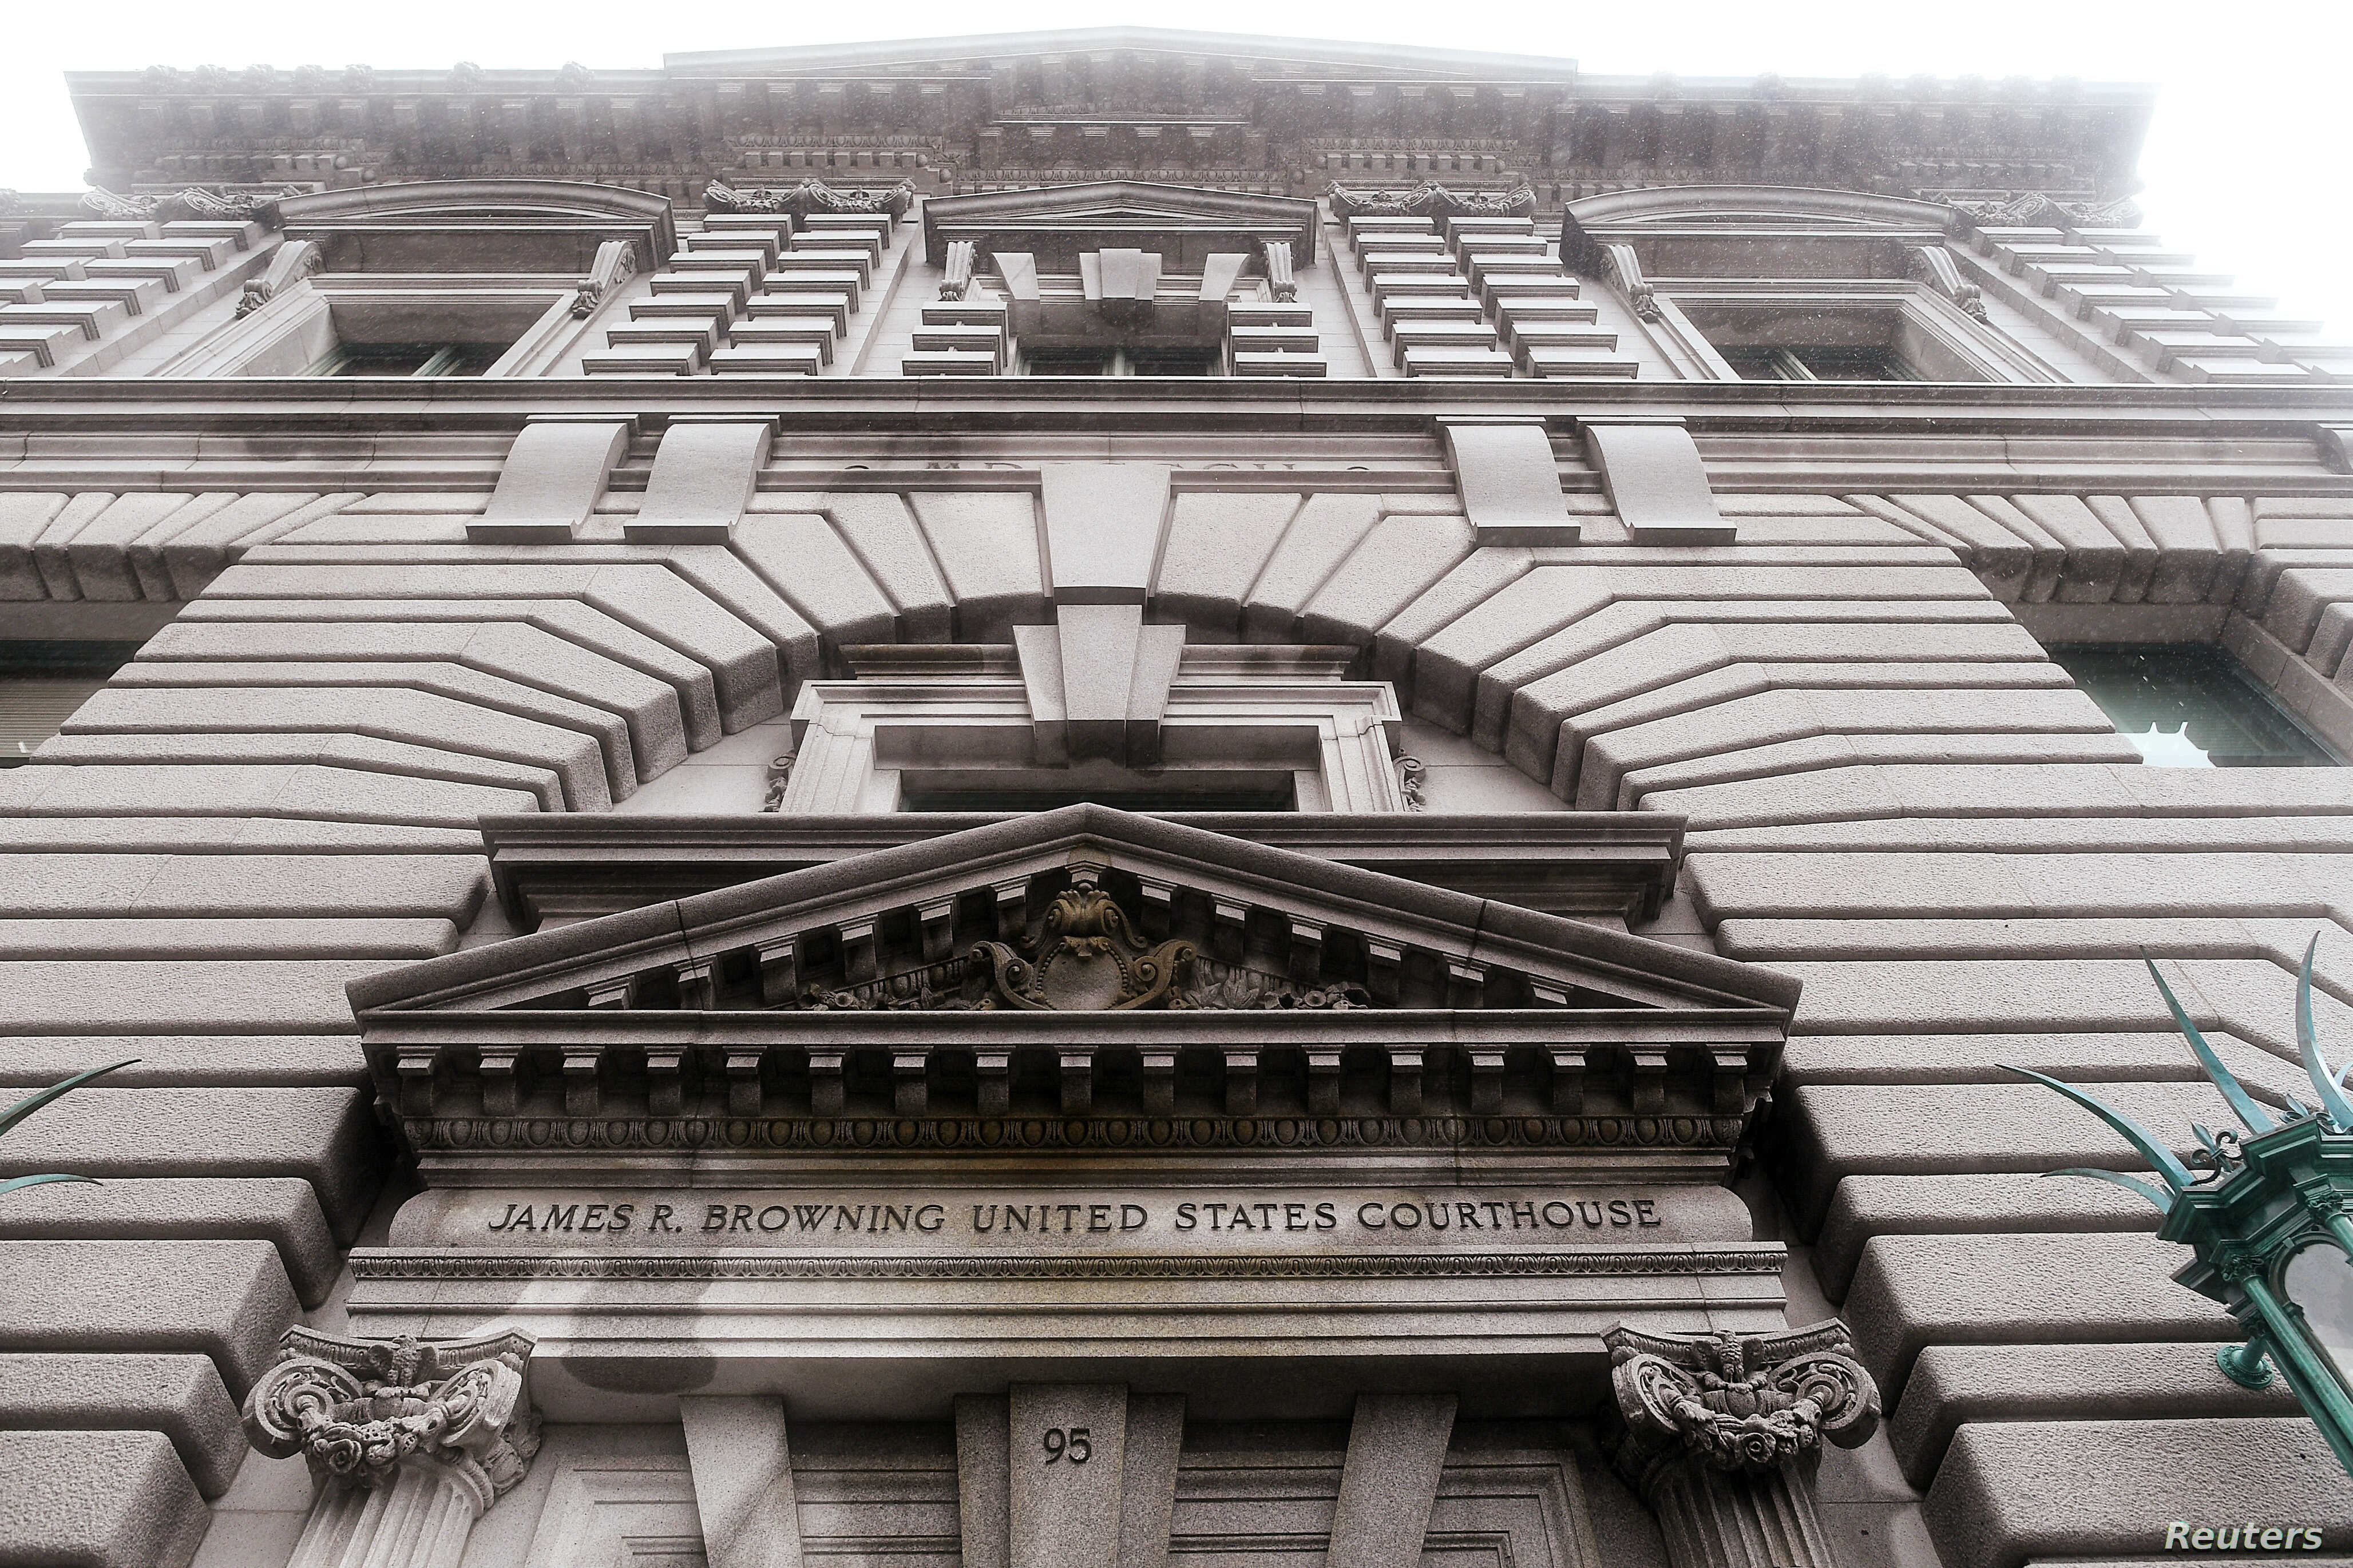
[
  {"xmin": 355, "ymin": 809, "xmax": 1794, "ymax": 1150},
  {"xmin": 923, "ymin": 181, "xmax": 1318, "ymax": 269},
  {"xmin": 354, "ymin": 805, "xmax": 1790, "ymax": 1021}
]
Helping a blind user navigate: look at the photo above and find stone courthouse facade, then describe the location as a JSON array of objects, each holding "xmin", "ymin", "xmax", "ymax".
[{"xmin": 7, "ymin": 25, "xmax": 2353, "ymax": 1568}]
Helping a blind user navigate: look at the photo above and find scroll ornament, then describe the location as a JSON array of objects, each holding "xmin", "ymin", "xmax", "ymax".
[
  {"xmin": 706, "ymin": 178, "xmax": 916, "ymax": 220},
  {"xmin": 82, "ymin": 184, "xmax": 299, "ymax": 228},
  {"xmin": 1324, "ymin": 179, "xmax": 1538, "ymax": 221},
  {"xmin": 243, "ymin": 1328, "xmax": 541, "ymax": 1514},
  {"xmin": 1607, "ymin": 1322, "xmax": 1879, "ymax": 1482}
]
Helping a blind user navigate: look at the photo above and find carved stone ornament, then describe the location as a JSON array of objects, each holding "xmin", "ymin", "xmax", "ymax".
[
  {"xmin": 81, "ymin": 183, "xmax": 299, "ymax": 228},
  {"xmin": 706, "ymin": 177, "xmax": 916, "ymax": 221},
  {"xmin": 1324, "ymin": 179, "xmax": 1538, "ymax": 221},
  {"xmin": 243, "ymin": 1327, "xmax": 541, "ymax": 1515},
  {"xmin": 1604, "ymin": 1322, "xmax": 1877, "ymax": 1568},
  {"xmin": 972, "ymin": 867, "xmax": 1197, "ymax": 1011},
  {"xmin": 759, "ymin": 751, "xmax": 795, "ymax": 812},
  {"xmin": 1395, "ymin": 755, "xmax": 1427, "ymax": 812},
  {"xmin": 1944, "ymin": 190, "xmax": 2144, "ymax": 233},
  {"xmin": 1607, "ymin": 1321, "xmax": 1879, "ymax": 1482}
]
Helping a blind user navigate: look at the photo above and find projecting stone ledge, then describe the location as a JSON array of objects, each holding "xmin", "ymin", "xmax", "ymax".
[
  {"xmin": 1923, "ymin": 1418, "xmax": 2353, "ymax": 1568},
  {"xmin": 0, "ymin": 1430, "xmax": 209, "ymax": 1568}
]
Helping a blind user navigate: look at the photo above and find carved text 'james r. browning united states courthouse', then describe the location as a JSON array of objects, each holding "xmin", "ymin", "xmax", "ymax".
[{"xmin": 1, "ymin": 26, "xmax": 2351, "ymax": 1568}]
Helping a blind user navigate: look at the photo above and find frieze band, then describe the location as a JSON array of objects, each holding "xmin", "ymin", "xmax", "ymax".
[
  {"xmin": 352, "ymin": 1247, "xmax": 1785, "ymax": 1283},
  {"xmin": 409, "ymin": 1111, "xmax": 1749, "ymax": 1153}
]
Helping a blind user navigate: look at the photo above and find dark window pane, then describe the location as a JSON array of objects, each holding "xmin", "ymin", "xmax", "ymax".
[
  {"xmin": 1720, "ymin": 343, "xmax": 1920, "ymax": 382},
  {"xmin": 309, "ymin": 342, "xmax": 506, "ymax": 377},
  {"xmin": 901, "ymin": 787, "xmax": 1297, "ymax": 813},
  {"xmin": 2048, "ymin": 644, "xmax": 2338, "ymax": 767},
  {"xmin": 1022, "ymin": 348, "xmax": 1115, "ymax": 376},
  {"xmin": 1793, "ymin": 346, "xmax": 1920, "ymax": 381},
  {"xmin": 1128, "ymin": 348, "xmax": 1219, "ymax": 376},
  {"xmin": 1720, "ymin": 346, "xmax": 1800, "ymax": 380}
]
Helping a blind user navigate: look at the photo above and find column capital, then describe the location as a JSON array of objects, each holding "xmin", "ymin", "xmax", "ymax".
[
  {"xmin": 242, "ymin": 1327, "xmax": 542, "ymax": 1517},
  {"xmin": 1603, "ymin": 1320, "xmax": 1881, "ymax": 1568},
  {"xmin": 1606, "ymin": 1319, "xmax": 1880, "ymax": 1483}
]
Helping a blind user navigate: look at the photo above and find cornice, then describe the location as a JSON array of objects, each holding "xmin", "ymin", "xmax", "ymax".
[{"xmin": 0, "ymin": 376, "xmax": 2348, "ymax": 438}]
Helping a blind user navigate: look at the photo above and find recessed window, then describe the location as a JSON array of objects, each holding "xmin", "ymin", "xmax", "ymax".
[
  {"xmin": 1718, "ymin": 344, "xmax": 1922, "ymax": 382},
  {"xmin": 0, "ymin": 642, "xmax": 142, "ymax": 765},
  {"xmin": 901, "ymin": 784, "xmax": 1297, "ymax": 813},
  {"xmin": 304, "ymin": 341, "xmax": 509, "ymax": 378},
  {"xmin": 2049, "ymin": 644, "xmax": 2339, "ymax": 767},
  {"xmin": 1018, "ymin": 345, "xmax": 1221, "ymax": 377},
  {"xmin": 1679, "ymin": 298, "xmax": 1994, "ymax": 384}
]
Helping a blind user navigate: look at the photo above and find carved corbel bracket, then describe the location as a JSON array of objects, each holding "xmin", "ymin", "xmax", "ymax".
[
  {"xmin": 1908, "ymin": 244, "xmax": 1988, "ymax": 321},
  {"xmin": 1261, "ymin": 239, "xmax": 1298, "ymax": 303},
  {"xmin": 570, "ymin": 238, "xmax": 639, "ymax": 318},
  {"xmin": 1602, "ymin": 243, "xmax": 1661, "ymax": 323},
  {"xmin": 940, "ymin": 239, "xmax": 976, "ymax": 301},
  {"xmin": 233, "ymin": 237, "xmax": 323, "ymax": 319},
  {"xmin": 243, "ymin": 1327, "xmax": 542, "ymax": 1517}
]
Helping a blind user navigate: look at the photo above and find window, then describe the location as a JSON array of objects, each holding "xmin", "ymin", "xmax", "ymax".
[
  {"xmin": 2049, "ymin": 644, "xmax": 2339, "ymax": 767},
  {"xmin": 900, "ymin": 783, "xmax": 1297, "ymax": 813},
  {"xmin": 1718, "ymin": 344, "xmax": 1922, "ymax": 382},
  {"xmin": 1019, "ymin": 344, "xmax": 1221, "ymax": 376},
  {"xmin": 1683, "ymin": 299, "xmax": 1980, "ymax": 383},
  {"xmin": 0, "ymin": 642, "xmax": 141, "ymax": 765},
  {"xmin": 304, "ymin": 341, "xmax": 509, "ymax": 378}
]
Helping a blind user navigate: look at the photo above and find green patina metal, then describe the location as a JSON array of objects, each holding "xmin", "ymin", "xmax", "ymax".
[
  {"xmin": 2009, "ymin": 938, "xmax": 2353, "ymax": 1479},
  {"xmin": 0, "ymin": 1059, "xmax": 136, "ymax": 1201}
]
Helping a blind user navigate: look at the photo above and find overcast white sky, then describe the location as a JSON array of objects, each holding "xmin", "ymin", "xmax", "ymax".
[{"xmin": 5, "ymin": 0, "xmax": 2346, "ymax": 338}]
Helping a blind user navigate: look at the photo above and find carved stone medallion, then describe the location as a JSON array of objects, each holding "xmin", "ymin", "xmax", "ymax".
[{"xmin": 972, "ymin": 868, "xmax": 1196, "ymax": 1010}]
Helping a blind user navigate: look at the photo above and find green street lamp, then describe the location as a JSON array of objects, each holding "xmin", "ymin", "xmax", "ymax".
[{"xmin": 2013, "ymin": 938, "xmax": 2353, "ymax": 1480}]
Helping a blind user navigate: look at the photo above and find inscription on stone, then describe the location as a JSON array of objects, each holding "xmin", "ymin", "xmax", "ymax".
[{"xmin": 394, "ymin": 1185, "xmax": 1741, "ymax": 1251}]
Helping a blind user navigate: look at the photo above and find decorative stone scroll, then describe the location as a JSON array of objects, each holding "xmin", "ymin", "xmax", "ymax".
[
  {"xmin": 1261, "ymin": 239, "xmax": 1297, "ymax": 302},
  {"xmin": 244, "ymin": 1327, "xmax": 541, "ymax": 1568},
  {"xmin": 1324, "ymin": 179, "xmax": 1537, "ymax": 221},
  {"xmin": 233, "ymin": 237, "xmax": 323, "ymax": 319},
  {"xmin": 706, "ymin": 177, "xmax": 915, "ymax": 221},
  {"xmin": 1605, "ymin": 1321, "xmax": 1880, "ymax": 1568},
  {"xmin": 1907, "ymin": 244, "xmax": 1988, "ymax": 321},
  {"xmin": 1944, "ymin": 190, "xmax": 2143, "ymax": 233},
  {"xmin": 569, "ymin": 237, "xmax": 638, "ymax": 318},
  {"xmin": 80, "ymin": 183, "xmax": 300, "ymax": 227}
]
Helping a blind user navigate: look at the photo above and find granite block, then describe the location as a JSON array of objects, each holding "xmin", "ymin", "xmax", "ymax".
[
  {"xmin": 0, "ymin": 1352, "xmax": 244, "ymax": 1497},
  {"xmin": 1844, "ymin": 1231, "xmax": 2229, "ymax": 1405},
  {"xmin": 0, "ymin": 1429, "xmax": 209, "ymax": 1568},
  {"xmin": 1923, "ymin": 1420, "xmax": 2353, "ymax": 1568},
  {"xmin": 0, "ymin": 1240, "xmax": 297, "ymax": 1399},
  {"xmin": 1889, "ymin": 1343, "xmax": 2297, "ymax": 1488}
]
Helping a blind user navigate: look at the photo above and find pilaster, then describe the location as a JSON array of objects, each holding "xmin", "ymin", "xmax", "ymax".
[
  {"xmin": 1607, "ymin": 1321, "xmax": 1880, "ymax": 1568},
  {"xmin": 242, "ymin": 1327, "xmax": 542, "ymax": 1568}
]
